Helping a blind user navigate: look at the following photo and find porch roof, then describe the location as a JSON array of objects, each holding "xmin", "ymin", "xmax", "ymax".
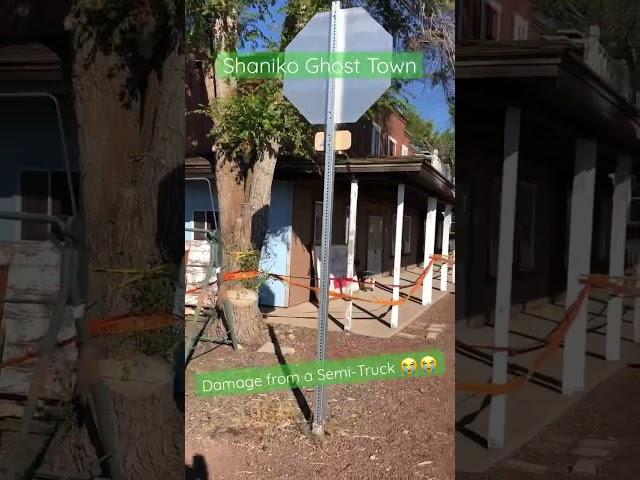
[
  {"xmin": 457, "ymin": 40, "xmax": 640, "ymax": 157},
  {"xmin": 0, "ymin": 43, "xmax": 66, "ymax": 89},
  {"xmin": 276, "ymin": 155, "xmax": 455, "ymax": 204},
  {"xmin": 185, "ymin": 156, "xmax": 214, "ymax": 178}
]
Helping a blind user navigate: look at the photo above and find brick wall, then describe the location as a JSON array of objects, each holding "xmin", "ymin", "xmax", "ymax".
[
  {"xmin": 460, "ymin": 0, "xmax": 541, "ymax": 42},
  {"xmin": 347, "ymin": 109, "xmax": 415, "ymax": 157}
]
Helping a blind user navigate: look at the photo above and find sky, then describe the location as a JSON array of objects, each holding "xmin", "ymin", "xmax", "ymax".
[{"xmin": 242, "ymin": 1, "xmax": 452, "ymax": 133}]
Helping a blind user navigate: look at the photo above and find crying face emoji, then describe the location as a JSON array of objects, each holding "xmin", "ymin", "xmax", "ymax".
[
  {"xmin": 400, "ymin": 358, "xmax": 417, "ymax": 376},
  {"xmin": 420, "ymin": 355, "xmax": 438, "ymax": 374}
]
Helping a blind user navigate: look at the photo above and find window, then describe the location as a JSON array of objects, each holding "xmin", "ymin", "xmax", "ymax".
[
  {"xmin": 387, "ymin": 136, "xmax": 397, "ymax": 156},
  {"xmin": 371, "ymin": 123, "xmax": 381, "ymax": 156},
  {"xmin": 514, "ymin": 13, "xmax": 529, "ymax": 40},
  {"xmin": 401, "ymin": 145, "xmax": 409, "ymax": 156},
  {"xmin": 314, "ymin": 201, "xmax": 323, "ymax": 245},
  {"xmin": 516, "ymin": 183, "xmax": 536, "ymax": 271},
  {"xmin": 20, "ymin": 170, "xmax": 80, "ymax": 240},
  {"xmin": 403, "ymin": 215, "xmax": 412, "ymax": 253},
  {"xmin": 345, "ymin": 213, "xmax": 350, "ymax": 244},
  {"xmin": 193, "ymin": 210, "xmax": 218, "ymax": 240},
  {"xmin": 483, "ymin": 0, "xmax": 501, "ymax": 41},
  {"xmin": 630, "ymin": 176, "xmax": 640, "ymax": 224},
  {"xmin": 391, "ymin": 214, "xmax": 412, "ymax": 254},
  {"xmin": 489, "ymin": 180, "xmax": 536, "ymax": 275}
]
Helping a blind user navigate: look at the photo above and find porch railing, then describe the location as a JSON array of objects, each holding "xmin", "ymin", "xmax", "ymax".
[
  {"xmin": 583, "ymin": 25, "xmax": 634, "ymax": 104},
  {"xmin": 429, "ymin": 150, "xmax": 454, "ymax": 182}
]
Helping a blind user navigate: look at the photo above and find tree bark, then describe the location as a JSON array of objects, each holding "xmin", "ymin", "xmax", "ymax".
[{"xmin": 51, "ymin": 8, "xmax": 185, "ymax": 477}]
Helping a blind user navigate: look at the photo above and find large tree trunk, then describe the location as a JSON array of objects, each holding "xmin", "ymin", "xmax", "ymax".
[
  {"xmin": 45, "ymin": 7, "xmax": 184, "ymax": 478},
  {"xmin": 213, "ymin": 148, "xmax": 274, "ymax": 347},
  {"xmin": 211, "ymin": 16, "xmax": 280, "ymax": 347}
]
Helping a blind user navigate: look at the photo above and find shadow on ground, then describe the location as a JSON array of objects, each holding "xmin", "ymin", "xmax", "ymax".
[{"xmin": 186, "ymin": 454, "xmax": 209, "ymax": 480}]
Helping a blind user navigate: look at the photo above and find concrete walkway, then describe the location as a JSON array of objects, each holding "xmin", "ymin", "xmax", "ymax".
[
  {"xmin": 455, "ymin": 293, "xmax": 640, "ymax": 473},
  {"xmin": 262, "ymin": 264, "xmax": 455, "ymax": 338}
]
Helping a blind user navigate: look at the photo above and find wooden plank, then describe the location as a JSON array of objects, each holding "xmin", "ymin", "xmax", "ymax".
[
  {"xmin": 0, "ymin": 241, "xmax": 60, "ymax": 268},
  {"xmin": 4, "ymin": 264, "xmax": 59, "ymax": 302},
  {"xmin": 2, "ymin": 304, "xmax": 75, "ymax": 343},
  {"xmin": 0, "ymin": 366, "xmax": 74, "ymax": 399},
  {"xmin": 185, "ymin": 240, "xmax": 216, "ymax": 308},
  {"xmin": 0, "ymin": 417, "xmax": 55, "ymax": 436},
  {"xmin": 2, "ymin": 340, "xmax": 77, "ymax": 367},
  {"xmin": 0, "ymin": 242, "xmax": 74, "ymax": 398}
]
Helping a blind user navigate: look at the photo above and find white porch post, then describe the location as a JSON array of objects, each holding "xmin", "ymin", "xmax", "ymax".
[
  {"xmin": 487, "ymin": 106, "xmax": 521, "ymax": 449},
  {"xmin": 606, "ymin": 156, "xmax": 631, "ymax": 360},
  {"xmin": 391, "ymin": 183, "xmax": 405, "ymax": 328},
  {"xmin": 422, "ymin": 197, "xmax": 438, "ymax": 305},
  {"xmin": 562, "ymin": 138, "xmax": 597, "ymax": 395},
  {"xmin": 345, "ymin": 179, "xmax": 359, "ymax": 331},
  {"xmin": 440, "ymin": 205, "xmax": 452, "ymax": 292},
  {"xmin": 452, "ymin": 250, "xmax": 456, "ymax": 284},
  {"xmin": 634, "ymin": 263, "xmax": 640, "ymax": 344}
]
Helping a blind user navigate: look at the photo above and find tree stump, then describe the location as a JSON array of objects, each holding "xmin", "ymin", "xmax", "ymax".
[
  {"xmin": 41, "ymin": 352, "xmax": 183, "ymax": 479},
  {"xmin": 215, "ymin": 286, "xmax": 267, "ymax": 346}
]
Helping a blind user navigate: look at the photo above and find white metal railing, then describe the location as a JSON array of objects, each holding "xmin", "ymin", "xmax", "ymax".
[
  {"xmin": 583, "ymin": 25, "xmax": 633, "ymax": 102},
  {"xmin": 430, "ymin": 149, "xmax": 454, "ymax": 182}
]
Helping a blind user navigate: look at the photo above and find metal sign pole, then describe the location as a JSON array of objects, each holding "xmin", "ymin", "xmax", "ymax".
[{"xmin": 312, "ymin": 0, "xmax": 341, "ymax": 436}]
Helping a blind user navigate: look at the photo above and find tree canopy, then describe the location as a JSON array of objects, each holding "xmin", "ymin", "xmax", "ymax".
[{"xmin": 186, "ymin": 0, "xmax": 454, "ymax": 164}]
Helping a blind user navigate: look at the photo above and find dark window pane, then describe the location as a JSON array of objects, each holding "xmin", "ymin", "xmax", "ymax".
[
  {"xmin": 206, "ymin": 211, "xmax": 217, "ymax": 230},
  {"xmin": 631, "ymin": 200, "xmax": 640, "ymax": 222},
  {"xmin": 20, "ymin": 171, "xmax": 49, "ymax": 240},
  {"xmin": 194, "ymin": 211, "xmax": 206, "ymax": 240},
  {"xmin": 51, "ymin": 171, "xmax": 80, "ymax": 216},
  {"xmin": 193, "ymin": 210, "xmax": 216, "ymax": 240}
]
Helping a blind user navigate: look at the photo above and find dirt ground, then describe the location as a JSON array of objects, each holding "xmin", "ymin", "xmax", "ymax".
[
  {"xmin": 186, "ymin": 294, "xmax": 455, "ymax": 479},
  {"xmin": 457, "ymin": 365, "xmax": 640, "ymax": 479}
]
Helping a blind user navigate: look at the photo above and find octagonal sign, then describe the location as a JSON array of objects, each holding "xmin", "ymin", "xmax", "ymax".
[{"xmin": 283, "ymin": 7, "xmax": 393, "ymax": 125}]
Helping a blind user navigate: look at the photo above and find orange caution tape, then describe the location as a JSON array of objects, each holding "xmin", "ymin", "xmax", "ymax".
[
  {"xmin": 193, "ymin": 253, "xmax": 445, "ymax": 301},
  {"xmin": 89, "ymin": 311, "xmax": 179, "ymax": 336},
  {"xmin": 580, "ymin": 274, "xmax": 640, "ymax": 298},
  {"xmin": 275, "ymin": 257, "xmax": 435, "ymax": 306},
  {"xmin": 456, "ymin": 283, "xmax": 591, "ymax": 395},
  {"xmin": 432, "ymin": 253, "xmax": 455, "ymax": 265},
  {"xmin": 222, "ymin": 270, "xmax": 262, "ymax": 281},
  {"xmin": 0, "ymin": 311, "xmax": 181, "ymax": 370}
]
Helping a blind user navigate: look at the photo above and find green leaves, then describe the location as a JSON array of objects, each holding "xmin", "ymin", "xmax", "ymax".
[
  {"xmin": 204, "ymin": 79, "xmax": 313, "ymax": 161},
  {"xmin": 402, "ymin": 102, "xmax": 436, "ymax": 151}
]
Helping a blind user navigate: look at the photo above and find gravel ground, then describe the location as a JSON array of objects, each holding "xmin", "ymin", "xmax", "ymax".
[
  {"xmin": 457, "ymin": 366, "xmax": 640, "ymax": 479},
  {"xmin": 186, "ymin": 294, "xmax": 455, "ymax": 479}
]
